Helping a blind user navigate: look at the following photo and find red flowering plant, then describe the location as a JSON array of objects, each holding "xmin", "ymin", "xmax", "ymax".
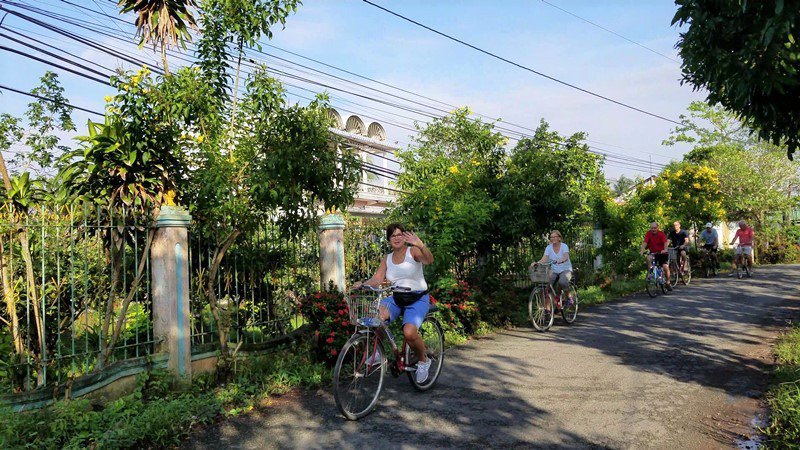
[
  {"xmin": 297, "ymin": 288, "xmax": 352, "ymax": 365},
  {"xmin": 431, "ymin": 280, "xmax": 481, "ymax": 334}
]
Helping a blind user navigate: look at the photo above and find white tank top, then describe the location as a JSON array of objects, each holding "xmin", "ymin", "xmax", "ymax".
[{"xmin": 385, "ymin": 247, "xmax": 427, "ymax": 291}]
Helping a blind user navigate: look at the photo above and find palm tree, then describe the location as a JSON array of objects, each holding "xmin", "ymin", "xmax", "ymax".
[{"xmin": 117, "ymin": 0, "xmax": 199, "ymax": 75}]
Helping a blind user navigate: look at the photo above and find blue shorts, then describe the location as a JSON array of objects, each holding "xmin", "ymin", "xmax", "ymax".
[{"xmin": 380, "ymin": 293, "xmax": 430, "ymax": 329}]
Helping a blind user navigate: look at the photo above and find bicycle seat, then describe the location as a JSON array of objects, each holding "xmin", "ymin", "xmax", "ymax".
[{"xmin": 428, "ymin": 305, "xmax": 439, "ymax": 314}]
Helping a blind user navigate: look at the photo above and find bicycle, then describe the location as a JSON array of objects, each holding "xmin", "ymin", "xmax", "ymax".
[
  {"xmin": 645, "ymin": 253, "xmax": 669, "ymax": 298},
  {"xmin": 734, "ymin": 245, "xmax": 753, "ymax": 279},
  {"xmin": 668, "ymin": 247, "xmax": 691, "ymax": 286},
  {"xmin": 701, "ymin": 246, "xmax": 718, "ymax": 278},
  {"xmin": 527, "ymin": 263, "xmax": 579, "ymax": 332},
  {"xmin": 332, "ymin": 284, "xmax": 445, "ymax": 420}
]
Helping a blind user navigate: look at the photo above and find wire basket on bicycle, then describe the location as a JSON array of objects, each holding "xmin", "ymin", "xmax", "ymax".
[
  {"xmin": 667, "ymin": 247, "xmax": 678, "ymax": 262},
  {"xmin": 346, "ymin": 286, "xmax": 386, "ymax": 327},
  {"xmin": 529, "ymin": 263, "xmax": 552, "ymax": 284}
]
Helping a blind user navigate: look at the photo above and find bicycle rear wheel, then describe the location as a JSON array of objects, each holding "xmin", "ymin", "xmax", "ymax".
[
  {"xmin": 561, "ymin": 283, "xmax": 578, "ymax": 324},
  {"xmin": 333, "ymin": 332, "xmax": 386, "ymax": 420},
  {"xmin": 680, "ymin": 256, "xmax": 692, "ymax": 285},
  {"xmin": 645, "ymin": 270, "xmax": 658, "ymax": 298},
  {"xmin": 529, "ymin": 287, "xmax": 554, "ymax": 331},
  {"xmin": 406, "ymin": 317, "xmax": 444, "ymax": 391}
]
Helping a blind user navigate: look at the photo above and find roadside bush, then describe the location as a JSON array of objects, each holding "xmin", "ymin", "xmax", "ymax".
[
  {"xmin": 431, "ymin": 281, "xmax": 481, "ymax": 334},
  {"xmin": 298, "ymin": 289, "xmax": 351, "ymax": 365},
  {"xmin": 761, "ymin": 239, "xmax": 800, "ymax": 264}
]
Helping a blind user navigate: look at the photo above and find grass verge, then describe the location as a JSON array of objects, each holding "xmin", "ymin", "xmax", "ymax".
[
  {"xmin": 763, "ymin": 322, "xmax": 800, "ymax": 448},
  {"xmin": 0, "ymin": 344, "xmax": 328, "ymax": 450},
  {"xmin": 578, "ymin": 277, "xmax": 645, "ymax": 307}
]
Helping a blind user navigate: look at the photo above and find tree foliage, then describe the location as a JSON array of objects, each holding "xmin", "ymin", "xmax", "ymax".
[
  {"xmin": 118, "ymin": 0, "xmax": 199, "ymax": 74},
  {"xmin": 392, "ymin": 108, "xmax": 503, "ymax": 283},
  {"xmin": 504, "ymin": 120, "xmax": 605, "ymax": 240},
  {"xmin": 668, "ymin": 101, "xmax": 800, "ymax": 224},
  {"xmin": 673, "ymin": 1, "xmax": 800, "ymax": 158},
  {"xmin": 392, "ymin": 110, "xmax": 605, "ymax": 287},
  {"xmin": 655, "ymin": 162, "xmax": 725, "ymax": 229},
  {"xmin": 60, "ymin": 68, "xmax": 197, "ymax": 214}
]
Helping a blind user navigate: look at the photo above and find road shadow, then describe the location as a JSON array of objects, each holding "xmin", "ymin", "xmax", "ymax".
[
  {"xmin": 505, "ymin": 264, "xmax": 800, "ymax": 398},
  {"xmin": 183, "ymin": 265, "xmax": 800, "ymax": 449}
]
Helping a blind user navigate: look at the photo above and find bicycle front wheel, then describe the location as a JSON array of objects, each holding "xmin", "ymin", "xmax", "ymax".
[
  {"xmin": 645, "ymin": 270, "xmax": 658, "ymax": 298},
  {"xmin": 529, "ymin": 287, "xmax": 554, "ymax": 331},
  {"xmin": 333, "ymin": 332, "xmax": 386, "ymax": 420},
  {"xmin": 561, "ymin": 283, "xmax": 578, "ymax": 324},
  {"xmin": 406, "ymin": 317, "xmax": 444, "ymax": 391}
]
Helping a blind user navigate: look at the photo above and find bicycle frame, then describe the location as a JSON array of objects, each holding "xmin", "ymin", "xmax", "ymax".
[{"xmin": 351, "ymin": 285, "xmax": 425, "ymax": 375}]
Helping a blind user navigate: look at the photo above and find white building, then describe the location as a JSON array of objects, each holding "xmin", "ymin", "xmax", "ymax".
[{"xmin": 328, "ymin": 110, "xmax": 399, "ymax": 217}]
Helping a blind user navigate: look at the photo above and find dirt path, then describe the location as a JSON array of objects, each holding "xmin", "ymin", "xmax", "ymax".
[{"xmin": 185, "ymin": 265, "xmax": 800, "ymax": 449}]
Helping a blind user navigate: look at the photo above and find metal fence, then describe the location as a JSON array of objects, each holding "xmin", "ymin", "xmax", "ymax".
[
  {"xmin": 344, "ymin": 218, "xmax": 388, "ymax": 287},
  {"xmin": 188, "ymin": 221, "xmax": 320, "ymax": 349},
  {"xmin": 0, "ymin": 204, "xmax": 154, "ymax": 394}
]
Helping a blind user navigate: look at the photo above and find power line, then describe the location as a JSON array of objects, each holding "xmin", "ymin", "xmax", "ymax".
[
  {"xmin": 52, "ymin": 0, "xmax": 677, "ymax": 153},
  {"xmin": 538, "ymin": 0, "xmax": 680, "ymax": 64},
  {"xmin": 361, "ymin": 0, "xmax": 681, "ymax": 125},
  {"xmin": 0, "ymin": 82, "xmax": 104, "ymax": 116},
  {"xmin": 2, "ymin": 1, "xmax": 670, "ymax": 174}
]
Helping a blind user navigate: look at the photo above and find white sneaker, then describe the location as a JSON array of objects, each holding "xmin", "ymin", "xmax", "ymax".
[
  {"xmin": 416, "ymin": 358, "xmax": 432, "ymax": 383},
  {"xmin": 366, "ymin": 348, "xmax": 382, "ymax": 366}
]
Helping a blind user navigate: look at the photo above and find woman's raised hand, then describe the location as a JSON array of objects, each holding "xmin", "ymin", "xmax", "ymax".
[{"xmin": 403, "ymin": 231, "xmax": 424, "ymax": 248}]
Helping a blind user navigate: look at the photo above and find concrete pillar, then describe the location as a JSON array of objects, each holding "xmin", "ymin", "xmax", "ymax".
[
  {"xmin": 151, "ymin": 205, "xmax": 192, "ymax": 381},
  {"xmin": 319, "ymin": 214, "xmax": 346, "ymax": 292},
  {"xmin": 593, "ymin": 228, "xmax": 604, "ymax": 270}
]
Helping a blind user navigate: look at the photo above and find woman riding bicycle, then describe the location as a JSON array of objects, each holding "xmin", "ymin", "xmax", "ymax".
[
  {"xmin": 354, "ymin": 223, "xmax": 434, "ymax": 383},
  {"xmin": 533, "ymin": 230, "xmax": 575, "ymax": 306}
]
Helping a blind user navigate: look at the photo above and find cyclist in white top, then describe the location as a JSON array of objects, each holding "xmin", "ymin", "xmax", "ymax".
[
  {"xmin": 532, "ymin": 230, "xmax": 574, "ymax": 306},
  {"xmin": 354, "ymin": 223, "xmax": 434, "ymax": 383}
]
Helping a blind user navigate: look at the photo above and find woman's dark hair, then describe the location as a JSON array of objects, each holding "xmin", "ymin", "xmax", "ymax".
[{"xmin": 385, "ymin": 223, "xmax": 407, "ymax": 241}]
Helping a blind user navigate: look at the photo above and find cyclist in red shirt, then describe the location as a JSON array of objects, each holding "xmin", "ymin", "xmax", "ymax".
[
  {"xmin": 640, "ymin": 222, "xmax": 672, "ymax": 290},
  {"xmin": 729, "ymin": 220, "xmax": 755, "ymax": 277}
]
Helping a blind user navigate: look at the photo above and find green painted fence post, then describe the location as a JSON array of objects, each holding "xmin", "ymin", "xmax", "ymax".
[
  {"xmin": 151, "ymin": 205, "xmax": 192, "ymax": 382},
  {"xmin": 319, "ymin": 213, "xmax": 346, "ymax": 292}
]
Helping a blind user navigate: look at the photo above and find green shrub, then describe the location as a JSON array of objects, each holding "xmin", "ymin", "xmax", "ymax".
[
  {"xmin": 763, "ymin": 325, "xmax": 800, "ymax": 448},
  {"xmin": 761, "ymin": 240, "xmax": 800, "ymax": 264}
]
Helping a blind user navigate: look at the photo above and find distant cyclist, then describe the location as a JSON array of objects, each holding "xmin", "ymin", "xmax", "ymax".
[
  {"xmin": 699, "ymin": 222, "xmax": 719, "ymax": 268},
  {"xmin": 533, "ymin": 229, "xmax": 574, "ymax": 307},
  {"xmin": 729, "ymin": 220, "xmax": 755, "ymax": 277},
  {"xmin": 667, "ymin": 221, "xmax": 690, "ymax": 269},
  {"xmin": 640, "ymin": 222, "xmax": 672, "ymax": 290}
]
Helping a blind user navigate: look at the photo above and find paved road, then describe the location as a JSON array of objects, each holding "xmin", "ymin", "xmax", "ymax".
[{"xmin": 185, "ymin": 265, "xmax": 800, "ymax": 449}]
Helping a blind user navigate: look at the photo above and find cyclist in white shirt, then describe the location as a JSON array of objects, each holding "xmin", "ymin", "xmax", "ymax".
[{"xmin": 533, "ymin": 230, "xmax": 574, "ymax": 306}]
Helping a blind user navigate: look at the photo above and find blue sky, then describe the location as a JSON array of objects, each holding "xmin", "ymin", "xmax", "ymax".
[{"xmin": 0, "ymin": 0, "xmax": 705, "ymax": 180}]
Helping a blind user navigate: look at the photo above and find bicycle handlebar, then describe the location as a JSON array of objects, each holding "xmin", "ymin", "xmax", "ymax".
[{"xmin": 353, "ymin": 283, "xmax": 411, "ymax": 293}]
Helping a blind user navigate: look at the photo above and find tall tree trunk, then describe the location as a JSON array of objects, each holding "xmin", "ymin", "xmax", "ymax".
[
  {"xmin": 95, "ymin": 229, "xmax": 155, "ymax": 370},
  {"xmin": 161, "ymin": 41, "xmax": 170, "ymax": 76},
  {"xmin": 96, "ymin": 230, "xmax": 123, "ymax": 370},
  {"xmin": 0, "ymin": 235, "xmax": 24, "ymax": 356},
  {"xmin": 0, "ymin": 151, "xmax": 44, "ymax": 385},
  {"xmin": 205, "ymin": 230, "xmax": 240, "ymax": 364}
]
